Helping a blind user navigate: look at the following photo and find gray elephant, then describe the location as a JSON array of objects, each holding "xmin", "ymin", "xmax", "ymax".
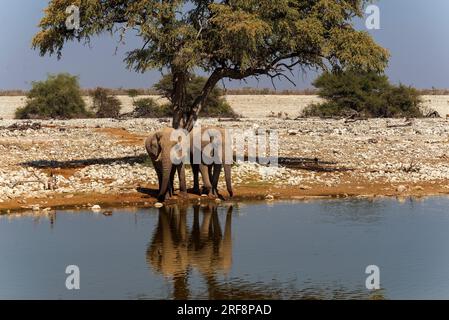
[
  {"xmin": 145, "ymin": 127, "xmax": 187, "ymax": 202},
  {"xmin": 189, "ymin": 126, "xmax": 233, "ymax": 198}
]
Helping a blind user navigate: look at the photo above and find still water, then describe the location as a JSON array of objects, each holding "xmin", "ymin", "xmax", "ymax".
[{"xmin": 1, "ymin": 198, "xmax": 449, "ymax": 300}]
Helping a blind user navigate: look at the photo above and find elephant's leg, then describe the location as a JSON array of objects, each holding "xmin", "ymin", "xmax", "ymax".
[
  {"xmin": 208, "ymin": 165, "xmax": 213, "ymax": 184},
  {"xmin": 199, "ymin": 164, "xmax": 213, "ymax": 196},
  {"xmin": 200, "ymin": 205, "xmax": 212, "ymax": 239},
  {"xmin": 168, "ymin": 167, "xmax": 176, "ymax": 198},
  {"xmin": 211, "ymin": 208, "xmax": 223, "ymax": 239},
  {"xmin": 178, "ymin": 207, "xmax": 188, "ymax": 242},
  {"xmin": 177, "ymin": 164, "xmax": 187, "ymax": 196},
  {"xmin": 224, "ymin": 164, "xmax": 234, "ymax": 197},
  {"xmin": 191, "ymin": 205, "xmax": 201, "ymax": 247},
  {"xmin": 222, "ymin": 206, "xmax": 233, "ymax": 271},
  {"xmin": 192, "ymin": 164, "xmax": 201, "ymax": 195},
  {"xmin": 208, "ymin": 164, "xmax": 215, "ymax": 194},
  {"xmin": 212, "ymin": 164, "xmax": 223, "ymax": 198},
  {"xmin": 154, "ymin": 162, "xmax": 163, "ymax": 193}
]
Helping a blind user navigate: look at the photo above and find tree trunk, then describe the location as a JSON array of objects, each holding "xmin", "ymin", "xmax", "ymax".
[
  {"xmin": 171, "ymin": 70, "xmax": 188, "ymax": 129},
  {"xmin": 170, "ymin": 70, "xmax": 222, "ymax": 131},
  {"xmin": 184, "ymin": 71, "xmax": 222, "ymax": 132}
]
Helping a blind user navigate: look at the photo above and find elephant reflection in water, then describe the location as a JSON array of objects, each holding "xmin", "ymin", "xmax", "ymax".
[
  {"xmin": 146, "ymin": 204, "xmax": 384, "ymax": 300},
  {"xmin": 147, "ymin": 204, "xmax": 233, "ymax": 299}
]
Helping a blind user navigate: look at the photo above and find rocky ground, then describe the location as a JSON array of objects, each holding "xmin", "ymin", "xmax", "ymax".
[{"xmin": 1, "ymin": 117, "xmax": 449, "ymax": 212}]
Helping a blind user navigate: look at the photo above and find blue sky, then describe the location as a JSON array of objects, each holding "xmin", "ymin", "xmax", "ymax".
[{"xmin": 0, "ymin": 0, "xmax": 448, "ymax": 90}]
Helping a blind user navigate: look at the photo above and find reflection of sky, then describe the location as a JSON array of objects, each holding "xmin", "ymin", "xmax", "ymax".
[
  {"xmin": 1, "ymin": 0, "xmax": 448, "ymax": 90},
  {"xmin": 1, "ymin": 199, "xmax": 449, "ymax": 299}
]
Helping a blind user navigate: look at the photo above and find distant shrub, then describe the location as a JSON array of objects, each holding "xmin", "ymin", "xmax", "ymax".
[
  {"xmin": 224, "ymin": 87, "xmax": 317, "ymax": 95},
  {"xmin": 382, "ymin": 85, "xmax": 422, "ymax": 118},
  {"xmin": 154, "ymin": 74, "xmax": 239, "ymax": 118},
  {"xmin": 91, "ymin": 87, "xmax": 122, "ymax": 118},
  {"xmin": 302, "ymin": 102, "xmax": 358, "ymax": 118},
  {"xmin": 132, "ymin": 98, "xmax": 171, "ymax": 118},
  {"xmin": 302, "ymin": 71, "xmax": 423, "ymax": 118},
  {"xmin": 15, "ymin": 73, "xmax": 89, "ymax": 119},
  {"xmin": 126, "ymin": 89, "xmax": 139, "ymax": 99},
  {"xmin": 0, "ymin": 90, "xmax": 27, "ymax": 96}
]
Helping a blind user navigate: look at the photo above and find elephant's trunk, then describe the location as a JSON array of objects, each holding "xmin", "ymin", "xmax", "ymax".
[
  {"xmin": 158, "ymin": 151, "xmax": 173, "ymax": 202},
  {"xmin": 224, "ymin": 165, "xmax": 233, "ymax": 197}
]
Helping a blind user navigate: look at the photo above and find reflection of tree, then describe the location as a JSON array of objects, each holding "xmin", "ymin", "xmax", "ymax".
[{"xmin": 147, "ymin": 204, "xmax": 386, "ymax": 300}]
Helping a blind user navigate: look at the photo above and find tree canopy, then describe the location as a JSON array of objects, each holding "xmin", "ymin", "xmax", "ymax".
[{"xmin": 33, "ymin": 0, "xmax": 389, "ymax": 129}]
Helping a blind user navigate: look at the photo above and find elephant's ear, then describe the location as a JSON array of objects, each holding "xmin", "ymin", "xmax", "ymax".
[
  {"xmin": 154, "ymin": 132, "xmax": 163, "ymax": 161},
  {"xmin": 147, "ymin": 132, "xmax": 161, "ymax": 160}
]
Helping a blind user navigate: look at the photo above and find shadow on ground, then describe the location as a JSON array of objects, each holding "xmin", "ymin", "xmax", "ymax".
[
  {"xmin": 20, "ymin": 155, "xmax": 149, "ymax": 169},
  {"xmin": 20, "ymin": 155, "xmax": 351, "ymax": 173},
  {"xmin": 136, "ymin": 187, "xmax": 159, "ymax": 198}
]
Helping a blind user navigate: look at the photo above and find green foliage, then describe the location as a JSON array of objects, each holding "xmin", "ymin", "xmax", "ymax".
[
  {"xmin": 302, "ymin": 102, "xmax": 355, "ymax": 118},
  {"xmin": 382, "ymin": 85, "xmax": 423, "ymax": 118},
  {"xmin": 126, "ymin": 89, "xmax": 139, "ymax": 99},
  {"xmin": 33, "ymin": 1, "xmax": 388, "ymax": 73},
  {"xmin": 15, "ymin": 73, "xmax": 88, "ymax": 119},
  {"xmin": 132, "ymin": 98, "xmax": 171, "ymax": 118},
  {"xmin": 154, "ymin": 74, "xmax": 238, "ymax": 117},
  {"xmin": 90, "ymin": 87, "xmax": 122, "ymax": 118},
  {"xmin": 302, "ymin": 71, "xmax": 423, "ymax": 118},
  {"xmin": 33, "ymin": 1, "xmax": 389, "ymax": 126}
]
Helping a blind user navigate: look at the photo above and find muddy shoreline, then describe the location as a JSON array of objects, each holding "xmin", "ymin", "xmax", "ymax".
[{"xmin": 1, "ymin": 181, "xmax": 448, "ymax": 213}]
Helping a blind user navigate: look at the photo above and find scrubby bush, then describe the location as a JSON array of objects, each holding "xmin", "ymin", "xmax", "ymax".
[
  {"xmin": 15, "ymin": 73, "xmax": 89, "ymax": 119},
  {"xmin": 302, "ymin": 71, "xmax": 423, "ymax": 118},
  {"xmin": 132, "ymin": 98, "xmax": 171, "ymax": 118},
  {"xmin": 154, "ymin": 74, "xmax": 239, "ymax": 118},
  {"xmin": 382, "ymin": 85, "xmax": 422, "ymax": 118},
  {"xmin": 126, "ymin": 89, "xmax": 139, "ymax": 99},
  {"xmin": 91, "ymin": 87, "xmax": 122, "ymax": 118},
  {"xmin": 302, "ymin": 102, "xmax": 359, "ymax": 118}
]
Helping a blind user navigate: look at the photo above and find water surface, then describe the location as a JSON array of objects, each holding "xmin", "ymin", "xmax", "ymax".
[{"xmin": 1, "ymin": 198, "xmax": 449, "ymax": 300}]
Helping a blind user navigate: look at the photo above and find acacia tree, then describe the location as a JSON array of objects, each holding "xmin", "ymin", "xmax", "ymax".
[{"xmin": 33, "ymin": 0, "xmax": 389, "ymax": 130}]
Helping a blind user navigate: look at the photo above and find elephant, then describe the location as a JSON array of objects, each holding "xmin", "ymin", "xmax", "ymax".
[
  {"xmin": 189, "ymin": 126, "xmax": 233, "ymax": 198},
  {"xmin": 145, "ymin": 127, "xmax": 187, "ymax": 202}
]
